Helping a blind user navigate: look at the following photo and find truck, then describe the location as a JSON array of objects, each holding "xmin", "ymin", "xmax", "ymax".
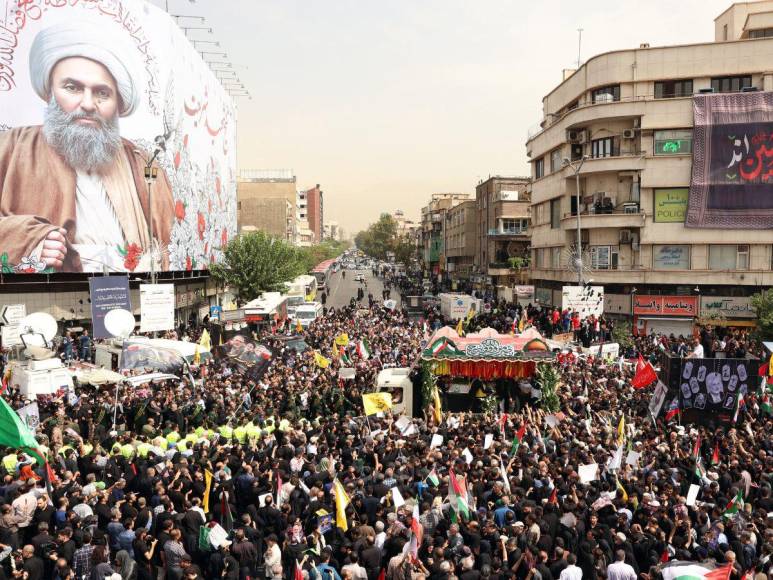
[
  {"xmin": 373, "ymin": 367, "xmax": 419, "ymax": 418},
  {"xmin": 95, "ymin": 338, "xmax": 212, "ymax": 371},
  {"xmin": 439, "ymin": 293, "xmax": 482, "ymax": 321}
]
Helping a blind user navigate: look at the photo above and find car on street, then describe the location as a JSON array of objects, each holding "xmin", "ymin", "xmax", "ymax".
[{"xmin": 354, "ymin": 273, "xmax": 365, "ymax": 282}]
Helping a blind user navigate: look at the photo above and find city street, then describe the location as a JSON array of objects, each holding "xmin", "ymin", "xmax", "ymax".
[{"xmin": 325, "ymin": 268, "xmax": 400, "ymax": 310}]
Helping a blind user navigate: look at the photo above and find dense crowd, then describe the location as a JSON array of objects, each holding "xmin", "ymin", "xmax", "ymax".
[{"xmin": 0, "ymin": 271, "xmax": 770, "ymax": 580}]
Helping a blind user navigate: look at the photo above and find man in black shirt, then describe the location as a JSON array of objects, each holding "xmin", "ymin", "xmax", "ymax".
[{"xmin": 19, "ymin": 544, "xmax": 45, "ymax": 580}]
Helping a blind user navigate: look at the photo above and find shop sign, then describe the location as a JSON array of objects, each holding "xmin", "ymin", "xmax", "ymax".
[
  {"xmin": 699, "ymin": 296, "xmax": 754, "ymax": 319},
  {"xmin": 634, "ymin": 295, "xmax": 697, "ymax": 316}
]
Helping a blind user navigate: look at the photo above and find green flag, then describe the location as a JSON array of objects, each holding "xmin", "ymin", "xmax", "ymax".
[{"xmin": 0, "ymin": 397, "xmax": 44, "ymax": 465}]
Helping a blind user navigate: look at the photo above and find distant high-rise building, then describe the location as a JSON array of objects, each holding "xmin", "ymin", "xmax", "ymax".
[
  {"xmin": 237, "ymin": 170, "xmax": 297, "ymax": 241},
  {"xmin": 305, "ymin": 184, "xmax": 324, "ymax": 243}
]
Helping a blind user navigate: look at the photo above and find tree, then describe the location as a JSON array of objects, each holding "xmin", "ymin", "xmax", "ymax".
[
  {"xmin": 355, "ymin": 214, "xmax": 414, "ymax": 263},
  {"xmin": 751, "ymin": 289, "xmax": 773, "ymax": 339},
  {"xmin": 210, "ymin": 231, "xmax": 307, "ymax": 302}
]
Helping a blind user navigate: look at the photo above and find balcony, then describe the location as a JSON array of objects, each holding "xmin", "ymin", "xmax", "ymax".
[{"xmin": 560, "ymin": 206, "xmax": 645, "ymax": 230}]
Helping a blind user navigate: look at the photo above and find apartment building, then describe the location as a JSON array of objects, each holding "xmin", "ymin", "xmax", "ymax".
[
  {"xmin": 474, "ymin": 176, "xmax": 531, "ymax": 292},
  {"xmin": 525, "ymin": 0, "xmax": 773, "ymax": 334},
  {"xmin": 305, "ymin": 184, "xmax": 324, "ymax": 243},
  {"xmin": 237, "ymin": 170, "xmax": 298, "ymax": 241},
  {"xmin": 420, "ymin": 193, "xmax": 472, "ymax": 278},
  {"xmin": 443, "ymin": 200, "xmax": 477, "ymax": 289}
]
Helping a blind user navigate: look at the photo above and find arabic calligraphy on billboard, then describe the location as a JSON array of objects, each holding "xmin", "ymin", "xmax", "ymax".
[
  {"xmin": 686, "ymin": 92, "xmax": 773, "ymax": 229},
  {"xmin": 0, "ymin": 0, "xmax": 237, "ymax": 274},
  {"xmin": 633, "ymin": 295, "xmax": 698, "ymax": 317}
]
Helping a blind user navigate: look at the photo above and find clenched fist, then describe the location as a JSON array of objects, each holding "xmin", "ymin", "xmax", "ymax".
[{"xmin": 40, "ymin": 228, "xmax": 68, "ymax": 269}]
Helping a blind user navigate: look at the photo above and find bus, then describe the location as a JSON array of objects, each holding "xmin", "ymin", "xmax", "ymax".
[{"xmin": 311, "ymin": 258, "xmax": 336, "ymax": 292}]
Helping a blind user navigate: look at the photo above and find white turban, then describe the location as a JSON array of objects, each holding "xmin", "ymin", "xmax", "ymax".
[{"xmin": 29, "ymin": 19, "xmax": 141, "ymax": 117}]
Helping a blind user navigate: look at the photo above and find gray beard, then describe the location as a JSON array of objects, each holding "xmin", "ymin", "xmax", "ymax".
[{"xmin": 42, "ymin": 98, "xmax": 122, "ymax": 174}]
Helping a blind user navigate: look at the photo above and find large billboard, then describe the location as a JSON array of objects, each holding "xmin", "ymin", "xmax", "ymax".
[
  {"xmin": 0, "ymin": 0, "xmax": 237, "ymax": 274},
  {"xmin": 686, "ymin": 92, "xmax": 773, "ymax": 229}
]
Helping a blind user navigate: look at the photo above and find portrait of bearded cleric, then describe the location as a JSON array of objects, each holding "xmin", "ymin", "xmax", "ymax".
[{"xmin": 0, "ymin": 20, "xmax": 174, "ymax": 273}]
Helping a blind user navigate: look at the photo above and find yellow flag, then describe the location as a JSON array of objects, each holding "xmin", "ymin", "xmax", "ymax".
[
  {"xmin": 616, "ymin": 478, "xmax": 628, "ymax": 503},
  {"xmin": 331, "ymin": 340, "xmax": 339, "ymax": 359},
  {"xmin": 518, "ymin": 315, "xmax": 525, "ymax": 333},
  {"xmin": 466, "ymin": 307, "xmax": 475, "ymax": 322},
  {"xmin": 219, "ymin": 332, "xmax": 224, "ymax": 347},
  {"xmin": 335, "ymin": 333, "xmax": 349, "ymax": 346},
  {"xmin": 193, "ymin": 345, "xmax": 201, "ymax": 365},
  {"xmin": 203, "ymin": 469, "xmax": 213, "ymax": 514},
  {"xmin": 432, "ymin": 385, "xmax": 442, "ymax": 424},
  {"xmin": 296, "ymin": 319, "xmax": 303, "ymax": 333},
  {"xmin": 362, "ymin": 392, "xmax": 393, "ymax": 416},
  {"xmin": 314, "ymin": 351, "xmax": 331, "ymax": 369},
  {"xmin": 617, "ymin": 416, "xmax": 625, "ymax": 447},
  {"xmin": 333, "ymin": 479, "xmax": 350, "ymax": 531},
  {"xmin": 456, "ymin": 318, "xmax": 464, "ymax": 337},
  {"xmin": 199, "ymin": 329, "xmax": 212, "ymax": 351}
]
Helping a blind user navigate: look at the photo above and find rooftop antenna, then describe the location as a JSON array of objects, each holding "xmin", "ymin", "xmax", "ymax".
[{"xmin": 577, "ymin": 28, "xmax": 583, "ymax": 69}]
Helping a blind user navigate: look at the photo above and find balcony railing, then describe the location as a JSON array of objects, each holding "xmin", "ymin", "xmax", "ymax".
[{"xmin": 487, "ymin": 228, "xmax": 528, "ymax": 236}]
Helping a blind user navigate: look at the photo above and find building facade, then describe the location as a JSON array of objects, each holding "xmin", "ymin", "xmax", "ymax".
[
  {"xmin": 420, "ymin": 193, "xmax": 472, "ymax": 278},
  {"xmin": 237, "ymin": 170, "xmax": 298, "ymax": 241},
  {"xmin": 525, "ymin": 1, "xmax": 773, "ymax": 333},
  {"xmin": 443, "ymin": 200, "xmax": 477, "ymax": 289},
  {"xmin": 305, "ymin": 185, "xmax": 324, "ymax": 243},
  {"xmin": 474, "ymin": 176, "xmax": 531, "ymax": 292}
]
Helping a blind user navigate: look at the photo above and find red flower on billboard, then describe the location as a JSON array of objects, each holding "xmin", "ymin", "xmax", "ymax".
[
  {"xmin": 215, "ymin": 177, "xmax": 221, "ymax": 194},
  {"xmin": 121, "ymin": 243, "xmax": 142, "ymax": 272},
  {"xmin": 174, "ymin": 151, "xmax": 181, "ymax": 169},
  {"xmin": 183, "ymin": 134, "xmax": 189, "ymax": 148},
  {"xmin": 221, "ymin": 229, "xmax": 228, "ymax": 248},
  {"xmin": 185, "ymin": 255, "xmax": 192, "ymax": 271},
  {"xmin": 174, "ymin": 200, "xmax": 186, "ymax": 221},
  {"xmin": 197, "ymin": 212, "xmax": 206, "ymax": 240}
]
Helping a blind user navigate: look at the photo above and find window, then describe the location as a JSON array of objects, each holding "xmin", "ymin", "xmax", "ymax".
[
  {"xmin": 723, "ymin": 24, "xmax": 728, "ymax": 41},
  {"xmin": 551, "ymin": 247, "xmax": 562, "ymax": 269},
  {"xmin": 590, "ymin": 246, "xmax": 619, "ymax": 270},
  {"xmin": 550, "ymin": 199, "xmax": 561, "ymax": 229},
  {"xmin": 654, "ymin": 79, "xmax": 693, "ymax": 99},
  {"xmin": 654, "ymin": 130, "xmax": 693, "ymax": 155},
  {"xmin": 591, "ymin": 137, "xmax": 616, "ymax": 158},
  {"xmin": 709, "ymin": 245, "xmax": 749, "ymax": 270},
  {"xmin": 550, "ymin": 149, "xmax": 562, "ymax": 173},
  {"xmin": 502, "ymin": 219, "xmax": 527, "ymax": 233},
  {"xmin": 750, "ymin": 28, "xmax": 773, "ymax": 38},
  {"xmin": 534, "ymin": 157, "xmax": 545, "ymax": 179},
  {"xmin": 237, "ymin": 201, "xmax": 242, "ymax": 210},
  {"xmin": 592, "ymin": 85, "xmax": 620, "ymax": 104},
  {"xmin": 711, "ymin": 76, "xmax": 752, "ymax": 93},
  {"xmin": 568, "ymin": 100, "xmax": 579, "ymax": 111},
  {"xmin": 653, "ymin": 245, "xmax": 690, "ymax": 270}
]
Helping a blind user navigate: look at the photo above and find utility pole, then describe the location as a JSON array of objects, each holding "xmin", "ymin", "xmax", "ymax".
[{"xmin": 577, "ymin": 28, "xmax": 584, "ymax": 69}]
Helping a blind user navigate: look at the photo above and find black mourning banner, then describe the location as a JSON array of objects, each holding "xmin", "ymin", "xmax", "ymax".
[{"xmin": 678, "ymin": 358, "xmax": 758, "ymax": 422}]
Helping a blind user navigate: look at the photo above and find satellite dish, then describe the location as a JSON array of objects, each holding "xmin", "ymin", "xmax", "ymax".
[
  {"xmin": 104, "ymin": 308, "xmax": 136, "ymax": 339},
  {"xmin": 19, "ymin": 312, "xmax": 58, "ymax": 347}
]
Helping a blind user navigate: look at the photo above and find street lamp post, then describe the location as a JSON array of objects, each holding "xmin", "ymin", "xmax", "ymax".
[
  {"xmin": 144, "ymin": 163, "xmax": 159, "ymax": 285},
  {"xmin": 563, "ymin": 156, "xmax": 588, "ymax": 286}
]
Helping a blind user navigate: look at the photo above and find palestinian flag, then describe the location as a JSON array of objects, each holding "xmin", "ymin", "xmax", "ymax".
[
  {"xmin": 426, "ymin": 469, "xmax": 440, "ymax": 486},
  {"xmin": 693, "ymin": 436, "xmax": 704, "ymax": 479},
  {"xmin": 723, "ymin": 489, "xmax": 744, "ymax": 517},
  {"xmin": 665, "ymin": 399, "xmax": 681, "ymax": 421},
  {"xmin": 498, "ymin": 413, "xmax": 508, "ymax": 435},
  {"xmin": 0, "ymin": 396, "xmax": 45, "ymax": 465},
  {"xmin": 762, "ymin": 392, "xmax": 772, "ymax": 415},
  {"xmin": 340, "ymin": 348, "xmax": 352, "ymax": 366},
  {"xmin": 448, "ymin": 468, "xmax": 469, "ymax": 520},
  {"xmin": 661, "ymin": 562, "xmax": 732, "ymax": 580},
  {"xmin": 356, "ymin": 339, "xmax": 371, "ymax": 360},
  {"xmin": 711, "ymin": 442, "xmax": 720, "ymax": 466},
  {"xmin": 510, "ymin": 423, "xmax": 526, "ymax": 456}
]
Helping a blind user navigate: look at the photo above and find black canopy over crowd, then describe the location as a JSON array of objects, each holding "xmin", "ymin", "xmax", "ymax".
[{"xmin": 0, "ymin": 273, "xmax": 770, "ymax": 580}]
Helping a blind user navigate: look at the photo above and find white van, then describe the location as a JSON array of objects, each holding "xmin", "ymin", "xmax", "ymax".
[
  {"xmin": 292, "ymin": 302, "xmax": 323, "ymax": 327},
  {"xmin": 375, "ymin": 368, "xmax": 413, "ymax": 417}
]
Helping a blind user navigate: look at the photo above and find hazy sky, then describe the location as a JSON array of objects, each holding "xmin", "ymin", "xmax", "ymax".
[{"xmin": 162, "ymin": 0, "xmax": 731, "ymax": 235}]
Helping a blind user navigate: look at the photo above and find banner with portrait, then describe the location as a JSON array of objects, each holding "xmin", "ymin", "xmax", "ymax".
[
  {"xmin": 216, "ymin": 335, "xmax": 275, "ymax": 381},
  {"xmin": 677, "ymin": 357, "xmax": 758, "ymax": 422},
  {"xmin": 0, "ymin": 0, "xmax": 237, "ymax": 274},
  {"xmin": 686, "ymin": 92, "xmax": 773, "ymax": 229}
]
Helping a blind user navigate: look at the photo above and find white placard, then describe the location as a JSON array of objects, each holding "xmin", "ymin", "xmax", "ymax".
[
  {"xmin": 0, "ymin": 304, "xmax": 26, "ymax": 347},
  {"xmin": 484, "ymin": 434, "xmax": 494, "ymax": 450},
  {"xmin": 16, "ymin": 402, "xmax": 40, "ymax": 430},
  {"xmin": 545, "ymin": 414, "xmax": 560, "ymax": 428},
  {"xmin": 578, "ymin": 463, "xmax": 598, "ymax": 483},
  {"xmin": 208, "ymin": 524, "xmax": 229, "ymax": 548},
  {"xmin": 562, "ymin": 286, "xmax": 604, "ymax": 319},
  {"xmin": 686, "ymin": 484, "xmax": 700, "ymax": 506},
  {"xmin": 607, "ymin": 446, "xmax": 623, "ymax": 471},
  {"xmin": 395, "ymin": 416, "xmax": 411, "ymax": 434},
  {"xmin": 462, "ymin": 448, "xmax": 473, "ymax": 464},
  {"xmin": 626, "ymin": 450, "xmax": 640, "ymax": 467},
  {"xmin": 140, "ymin": 284, "xmax": 175, "ymax": 332},
  {"xmin": 430, "ymin": 434, "xmax": 444, "ymax": 449},
  {"xmin": 390, "ymin": 487, "xmax": 405, "ymax": 508}
]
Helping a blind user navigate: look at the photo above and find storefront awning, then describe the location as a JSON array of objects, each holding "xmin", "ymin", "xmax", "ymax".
[{"xmin": 696, "ymin": 318, "xmax": 756, "ymax": 327}]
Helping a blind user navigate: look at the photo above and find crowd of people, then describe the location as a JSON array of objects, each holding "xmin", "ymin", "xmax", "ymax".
[{"xmin": 0, "ymin": 269, "xmax": 770, "ymax": 580}]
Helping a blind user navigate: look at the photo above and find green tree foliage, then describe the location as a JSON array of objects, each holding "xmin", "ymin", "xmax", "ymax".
[
  {"xmin": 751, "ymin": 288, "xmax": 773, "ymax": 339},
  {"xmin": 612, "ymin": 320, "xmax": 635, "ymax": 352},
  {"xmin": 210, "ymin": 231, "xmax": 308, "ymax": 302},
  {"xmin": 356, "ymin": 213, "xmax": 415, "ymax": 264},
  {"xmin": 536, "ymin": 362, "xmax": 561, "ymax": 413},
  {"xmin": 298, "ymin": 239, "xmax": 350, "ymax": 272}
]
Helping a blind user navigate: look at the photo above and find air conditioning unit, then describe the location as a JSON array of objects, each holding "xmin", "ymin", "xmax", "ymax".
[
  {"xmin": 631, "ymin": 233, "xmax": 640, "ymax": 251},
  {"xmin": 577, "ymin": 130, "xmax": 589, "ymax": 144},
  {"xmin": 566, "ymin": 129, "xmax": 581, "ymax": 143},
  {"xmin": 622, "ymin": 129, "xmax": 636, "ymax": 139},
  {"xmin": 619, "ymin": 229, "xmax": 632, "ymax": 244}
]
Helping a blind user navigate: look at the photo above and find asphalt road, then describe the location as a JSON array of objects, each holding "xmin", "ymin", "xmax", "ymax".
[{"xmin": 325, "ymin": 269, "xmax": 400, "ymax": 310}]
